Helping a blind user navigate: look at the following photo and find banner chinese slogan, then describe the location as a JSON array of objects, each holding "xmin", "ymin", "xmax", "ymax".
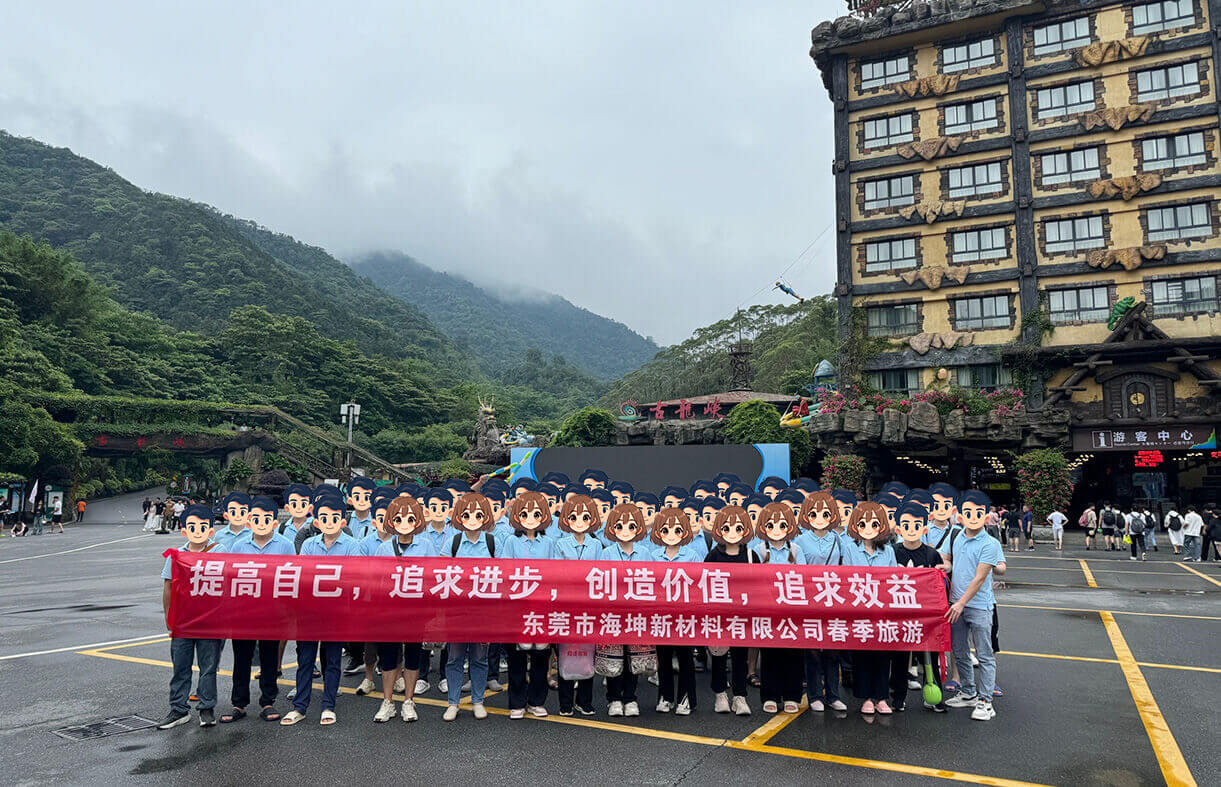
[{"xmin": 167, "ymin": 553, "xmax": 949, "ymax": 651}]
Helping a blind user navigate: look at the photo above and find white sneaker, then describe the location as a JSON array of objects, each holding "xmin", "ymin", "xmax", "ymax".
[
  {"xmin": 472, "ymin": 703, "xmax": 487, "ymax": 720},
  {"xmin": 732, "ymin": 696, "xmax": 751, "ymax": 716},
  {"xmin": 414, "ymin": 679, "xmax": 430, "ymax": 695},
  {"xmin": 647, "ymin": 674, "xmax": 659, "ymax": 686},
  {"xmin": 810, "ymin": 699, "xmax": 825, "ymax": 712},
  {"xmin": 971, "ymin": 700, "xmax": 996, "ymax": 721},
  {"xmin": 713, "ymin": 692, "xmax": 730, "ymax": 713},
  {"xmin": 829, "ymin": 699, "xmax": 847, "ymax": 711},
  {"xmin": 907, "ymin": 679, "xmax": 921, "ymax": 690},
  {"xmin": 608, "ymin": 701, "xmax": 624, "ymax": 717},
  {"xmin": 373, "ymin": 699, "xmax": 396, "ymax": 722},
  {"xmin": 355, "ymin": 678, "xmax": 377, "ymax": 696},
  {"xmin": 528, "ymin": 705, "xmax": 548, "ymax": 718},
  {"xmin": 655, "ymin": 699, "xmax": 673, "ymax": 713},
  {"xmin": 970, "ymin": 653, "xmax": 979, "ymax": 666},
  {"xmin": 393, "ymin": 676, "xmax": 405, "ymax": 694},
  {"xmin": 443, "ymin": 704, "xmax": 459, "ymax": 722},
  {"xmin": 624, "ymin": 701, "xmax": 640, "ymax": 717},
  {"xmin": 675, "ymin": 698, "xmax": 691, "ymax": 716},
  {"xmin": 509, "ymin": 708, "xmax": 525, "ymax": 719},
  {"xmin": 400, "ymin": 700, "xmax": 417, "ymax": 722},
  {"xmin": 945, "ymin": 693, "xmax": 979, "ymax": 708},
  {"xmin": 487, "ymin": 678, "xmax": 504, "ymax": 691},
  {"xmin": 438, "ymin": 678, "xmax": 449, "ymax": 694}
]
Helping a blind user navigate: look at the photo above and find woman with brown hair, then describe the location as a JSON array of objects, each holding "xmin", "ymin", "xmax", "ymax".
[
  {"xmin": 443, "ymin": 492, "xmax": 498, "ymax": 723},
  {"xmin": 844, "ymin": 501, "xmax": 899, "ymax": 716},
  {"xmin": 704, "ymin": 505, "xmax": 759, "ymax": 716},
  {"xmin": 755, "ymin": 502, "xmax": 805, "ymax": 714},
  {"xmin": 648, "ymin": 507, "xmax": 699, "ymax": 715},
  {"xmin": 554, "ymin": 494, "xmax": 603, "ymax": 716},
  {"xmin": 600, "ymin": 503, "xmax": 652, "ymax": 717},
  {"xmin": 502, "ymin": 491, "xmax": 556, "ymax": 719}
]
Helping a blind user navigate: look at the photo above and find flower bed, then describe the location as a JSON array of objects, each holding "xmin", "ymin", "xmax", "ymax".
[{"xmin": 815, "ymin": 385, "xmax": 1024, "ymax": 418}]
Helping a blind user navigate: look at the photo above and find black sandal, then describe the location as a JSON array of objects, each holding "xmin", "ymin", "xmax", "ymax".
[
  {"xmin": 259, "ymin": 706, "xmax": 281, "ymax": 722},
  {"xmin": 748, "ymin": 673, "xmax": 761, "ymax": 688},
  {"xmin": 220, "ymin": 707, "xmax": 247, "ymax": 723}
]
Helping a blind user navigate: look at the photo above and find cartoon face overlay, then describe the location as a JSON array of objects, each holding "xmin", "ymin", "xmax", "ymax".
[
  {"xmin": 787, "ymin": 501, "xmax": 802, "ymax": 520},
  {"xmin": 682, "ymin": 506, "xmax": 700, "ymax": 531},
  {"xmin": 314, "ymin": 504, "xmax": 346, "ymax": 536},
  {"xmin": 960, "ymin": 500, "xmax": 989, "ymax": 530},
  {"xmin": 727, "ymin": 490, "xmax": 748, "ymax": 506},
  {"xmin": 692, "ymin": 488, "xmax": 713, "ymax": 500},
  {"xmin": 458, "ymin": 503, "xmax": 487, "ymax": 531},
  {"xmin": 652, "ymin": 510, "xmax": 691, "ymax": 547},
  {"xmin": 425, "ymin": 497, "xmax": 452, "ymax": 524},
  {"xmin": 881, "ymin": 504, "xmax": 897, "ymax": 528},
  {"xmin": 747, "ymin": 502, "xmax": 763, "ymax": 526},
  {"xmin": 635, "ymin": 500, "xmax": 657, "ymax": 526},
  {"xmin": 596, "ymin": 498, "xmax": 613, "ymax": 521},
  {"xmin": 565, "ymin": 505, "xmax": 594, "ymax": 533},
  {"xmin": 713, "ymin": 507, "xmax": 753, "ymax": 546},
  {"xmin": 611, "ymin": 490, "xmax": 632, "ymax": 506},
  {"xmin": 181, "ymin": 514, "xmax": 214, "ymax": 545},
  {"xmin": 895, "ymin": 512, "xmax": 927, "ymax": 543},
  {"xmin": 248, "ymin": 506, "xmax": 278, "ymax": 538},
  {"xmin": 605, "ymin": 503, "xmax": 646, "ymax": 544},
  {"xmin": 699, "ymin": 507, "xmax": 720, "ymax": 533},
  {"xmin": 715, "ymin": 482, "xmax": 731, "ymax": 498},
  {"xmin": 225, "ymin": 500, "xmax": 250, "ymax": 529},
  {"xmin": 761, "ymin": 511, "xmax": 793, "ymax": 543},
  {"xmin": 836, "ymin": 500, "xmax": 854, "ymax": 523},
  {"xmin": 513, "ymin": 498, "xmax": 549, "ymax": 532},
  {"xmin": 663, "ymin": 494, "xmax": 683, "ymax": 508},
  {"xmin": 761, "ymin": 485, "xmax": 783, "ymax": 500},
  {"xmin": 930, "ymin": 494, "xmax": 955, "ymax": 523},
  {"xmin": 582, "ymin": 478, "xmax": 605, "ymax": 490},
  {"xmin": 348, "ymin": 486, "xmax": 373, "ymax": 514},
  {"xmin": 285, "ymin": 493, "xmax": 312, "ymax": 520},
  {"xmin": 386, "ymin": 497, "xmax": 425, "ymax": 537},
  {"xmin": 488, "ymin": 497, "xmax": 505, "ymax": 522},
  {"xmin": 855, "ymin": 509, "xmax": 884, "ymax": 543}
]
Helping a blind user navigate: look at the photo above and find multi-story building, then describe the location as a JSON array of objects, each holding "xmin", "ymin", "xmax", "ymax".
[{"xmin": 810, "ymin": 0, "xmax": 1221, "ymax": 507}]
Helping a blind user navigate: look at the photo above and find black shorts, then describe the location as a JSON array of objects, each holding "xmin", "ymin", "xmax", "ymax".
[
  {"xmin": 1101, "ymin": 527, "xmax": 1116, "ymax": 536},
  {"xmin": 377, "ymin": 642, "xmax": 424, "ymax": 672},
  {"xmin": 52, "ymin": 514, "xmax": 62, "ymax": 523}
]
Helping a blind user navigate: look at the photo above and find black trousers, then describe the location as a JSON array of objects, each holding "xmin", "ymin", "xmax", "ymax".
[
  {"xmin": 231, "ymin": 639, "xmax": 279, "ymax": 708},
  {"xmin": 606, "ymin": 651, "xmax": 638, "ymax": 703},
  {"xmin": 710, "ymin": 647, "xmax": 748, "ymax": 697},
  {"xmin": 1130, "ymin": 532, "xmax": 1147, "ymax": 557},
  {"xmin": 506, "ymin": 647, "xmax": 550, "ymax": 709},
  {"xmin": 760, "ymin": 648, "xmax": 803, "ymax": 704},
  {"xmin": 852, "ymin": 650, "xmax": 890, "ymax": 703},
  {"xmin": 557, "ymin": 677, "xmax": 593, "ymax": 712},
  {"xmin": 889, "ymin": 651, "xmax": 910, "ymax": 708},
  {"xmin": 656, "ymin": 645, "xmax": 696, "ymax": 707},
  {"xmin": 1201, "ymin": 534, "xmax": 1216, "ymax": 561}
]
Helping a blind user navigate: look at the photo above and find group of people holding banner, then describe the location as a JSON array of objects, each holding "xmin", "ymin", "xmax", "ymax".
[{"xmin": 157, "ymin": 471, "xmax": 1005, "ymax": 731}]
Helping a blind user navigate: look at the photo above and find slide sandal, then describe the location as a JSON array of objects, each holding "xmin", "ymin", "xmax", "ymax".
[
  {"xmin": 219, "ymin": 708, "xmax": 246, "ymax": 724},
  {"xmin": 259, "ymin": 707, "xmax": 281, "ymax": 722}
]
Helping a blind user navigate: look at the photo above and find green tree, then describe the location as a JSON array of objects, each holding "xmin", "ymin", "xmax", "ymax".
[
  {"xmin": 722, "ymin": 399, "xmax": 812, "ymax": 470},
  {"xmin": 554, "ymin": 407, "xmax": 617, "ymax": 447},
  {"xmin": 1015, "ymin": 449, "xmax": 1073, "ymax": 522}
]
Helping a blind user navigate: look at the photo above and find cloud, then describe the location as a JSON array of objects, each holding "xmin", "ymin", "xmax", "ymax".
[{"xmin": 0, "ymin": 0, "xmax": 842, "ymax": 345}]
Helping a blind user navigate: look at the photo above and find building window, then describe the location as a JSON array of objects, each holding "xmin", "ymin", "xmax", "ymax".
[
  {"xmin": 1133, "ymin": 0, "xmax": 1195, "ymax": 34},
  {"xmin": 861, "ymin": 56, "xmax": 910, "ymax": 90},
  {"xmin": 866, "ymin": 303, "xmax": 920, "ymax": 336},
  {"xmin": 1150, "ymin": 275, "xmax": 1219, "ymax": 316},
  {"xmin": 947, "ymin": 161, "xmax": 1003, "ymax": 199},
  {"xmin": 1033, "ymin": 17, "xmax": 1091, "ymax": 56},
  {"xmin": 864, "ymin": 238, "xmax": 918, "ymax": 273},
  {"xmin": 1141, "ymin": 131, "xmax": 1206, "ymax": 171},
  {"xmin": 1048, "ymin": 286, "xmax": 1110, "ymax": 323},
  {"xmin": 952, "ymin": 294, "xmax": 1012, "ymax": 330},
  {"xmin": 954, "ymin": 364, "xmax": 1013, "ymax": 391},
  {"xmin": 1044, "ymin": 216, "xmax": 1105, "ymax": 253},
  {"xmin": 869, "ymin": 368, "xmax": 921, "ymax": 394},
  {"xmin": 950, "ymin": 227, "xmax": 1007, "ymax": 263},
  {"xmin": 1135, "ymin": 62, "xmax": 1201, "ymax": 102},
  {"xmin": 1036, "ymin": 81, "xmax": 1096, "ymax": 119},
  {"xmin": 1146, "ymin": 202, "xmax": 1211, "ymax": 241},
  {"xmin": 943, "ymin": 38, "xmax": 997, "ymax": 73},
  {"xmin": 863, "ymin": 175, "xmax": 916, "ymax": 210},
  {"xmin": 1040, "ymin": 147, "xmax": 1101, "ymax": 186},
  {"xmin": 945, "ymin": 99, "xmax": 999, "ymax": 135},
  {"xmin": 863, "ymin": 114, "xmax": 914, "ymax": 149}
]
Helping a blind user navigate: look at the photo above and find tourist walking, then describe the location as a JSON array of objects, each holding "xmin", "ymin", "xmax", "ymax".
[
  {"xmin": 1202, "ymin": 506, "xmax": 1221, "ymax": 563},
  {"xmin": 1163, "ymin": 506, "xmax": 1185, "ymax": 555},
  {"xmin": 1182, "ymin": 506, "xmax": 1204, "ymax": 562},
  {"xmin": 1046, "ymin": 508, "xmax": 1066, "ymax": 550},
  {"xmin": 1125, "ymin": 505, "xmax": 1147, "ymax": 561}
]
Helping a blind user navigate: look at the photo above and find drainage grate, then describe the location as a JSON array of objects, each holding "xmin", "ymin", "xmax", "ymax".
[{"xmin": 52, "ymin": 715, "xmax": 159, "ymax": 742}]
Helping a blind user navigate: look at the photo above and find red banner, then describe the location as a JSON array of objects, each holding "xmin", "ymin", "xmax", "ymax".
[{"xmin": 167, "ymin": 552, "xmax": 949, "ymax": 651}]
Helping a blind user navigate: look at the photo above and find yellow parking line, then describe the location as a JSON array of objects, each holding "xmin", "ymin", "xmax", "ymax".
[
  {"xmin": 999, "ymin": 603, "xmax": 1221, "ymax": 621},
  {"xmin": 1078, "ymin": 560, "xmax": 1098, "ymax": 588},
  {"xmin": 1003, "ymin": 649, "xmax": 1221, "ymax": 675},
  {"xmin": 726, "ymin": 742, "xmax": 1052, "ymax": 787},
  {"xmin": 1177, "ymin": 562, "xmax": 1221, "ymax": 588},
  {"xmin": 92, "ymin": 637, "xmax": 171, "ymax": 653},
  {"xmin": 740, "ymin": 701, "xmax": 806, "ymax": 746},
  {"xmin": 1099, "ymin": 611, "xmax": 1195, "ymax": 787}
]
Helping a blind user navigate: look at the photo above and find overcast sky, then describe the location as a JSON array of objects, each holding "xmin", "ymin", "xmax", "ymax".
[{"xmin": 1, "ymin": 1, "xmax": 842, "ymax": 345}]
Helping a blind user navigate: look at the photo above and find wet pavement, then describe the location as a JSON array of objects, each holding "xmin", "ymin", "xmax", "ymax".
[{"xmin": 2, "ymin": 492, "xmax": 1216, "ymax": 785}]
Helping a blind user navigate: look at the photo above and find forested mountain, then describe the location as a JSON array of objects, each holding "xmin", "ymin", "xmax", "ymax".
[
  {"xmin": 352, "ymin": 251, "xmax": 659, "ymax": 380},
  {"xmin": 602, "ymin": 296, "xmax": 838, "ymax": 406},
  {"xmin": 0, "ymin": 131, "xmax": 471, "ymax": 383}
]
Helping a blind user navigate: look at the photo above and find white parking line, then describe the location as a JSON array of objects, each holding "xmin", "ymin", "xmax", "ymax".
[
  {"xmin": 0, "ymin": 634, "xmax": 166, "ymax": 661},
  {"xmin": 0, "ymin": 534, "xmax": 150, "ymax": 564}
]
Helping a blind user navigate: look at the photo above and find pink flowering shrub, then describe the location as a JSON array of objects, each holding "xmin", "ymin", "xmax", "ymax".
[{"xmin": 815, "ymin": 384, "xmax": 1024, "ymax": 418}]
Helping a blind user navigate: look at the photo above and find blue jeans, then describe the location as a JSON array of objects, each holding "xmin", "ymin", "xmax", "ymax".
[
  {"xmin": 1185, "ymin": 535, "xmax": 1201, "ymax": 561},
  {"xmin": 951, "ymin": 605, "xmax": 996, "ymax": 701},
  {"xmin": 805, "ymin": 649, "xmax": 841, "ymax": 703},
  {"xmin": 1146, "ymin": 528, "xmax": 1157, "ymax": 549},
  {"xmin": 294, "ymin": 641, "xmax": 342, "ymax": 713},
  {"xmin": 169, "ymin": 637, "xmax": 221, "ymax": 714},
  {"xmin": 446, "ymin": 642, "xmax": 489, "ymax": 705}
]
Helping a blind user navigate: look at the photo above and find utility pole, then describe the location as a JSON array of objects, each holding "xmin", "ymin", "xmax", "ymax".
[{"xmin": 339, "ymin": 400, "xmax": 361, "ymax": 474}]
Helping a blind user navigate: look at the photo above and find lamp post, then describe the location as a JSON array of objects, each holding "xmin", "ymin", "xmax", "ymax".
[{"xmin": 339, "ymin": 401, "xmax": 361, "ymax": 473}]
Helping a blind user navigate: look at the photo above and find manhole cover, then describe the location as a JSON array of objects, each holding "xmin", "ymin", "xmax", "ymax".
[{"xmin": 52, "ymin": 715, "xmax": 158, "ymax": 741}]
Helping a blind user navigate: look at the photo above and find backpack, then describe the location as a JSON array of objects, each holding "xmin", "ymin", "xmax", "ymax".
[
  {"xmin": 1078, "ymin": 510, "xmax": 1090, "ymax": 527},
  {"xmin": 1101, "ymin": 509, "xmax": 1117, "ymax": 527},
  {"xmin": 1167, "ymin": 513, "xmax": 1182, "ymax": 531},
  {"xmin": 1129, "ymin": 513, "xmax": 1145, "ymax": 534},
  {"xmin": 451, "ymin": 532, "xmax": 496, "ymax": 558}
]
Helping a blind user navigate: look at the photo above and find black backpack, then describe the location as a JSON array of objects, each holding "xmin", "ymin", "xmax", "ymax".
[
  {"xmin": 1129, "ymin": 513, "xmax": 1145, "ymax": 534},
  {"xmin": 1101, "ymin": 509, "xmax": 1118, "ymax": 527},
  {"xmin": 451, "ymin": 532, "xmax": 496, "ymax": 558},
  {"xmin": 1167, "ymin": 513, "xmax": 1182, "ymax": 531}
]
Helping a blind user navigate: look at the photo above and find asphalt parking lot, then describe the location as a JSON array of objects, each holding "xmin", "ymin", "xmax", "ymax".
[{"xmin": 2, "ymin": 492, "xmax": 1216, "ymax": 786}]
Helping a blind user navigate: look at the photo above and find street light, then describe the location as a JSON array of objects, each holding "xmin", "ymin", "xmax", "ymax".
[{"xmin": 339, "ymin": 401, "xmax": 361, "ymax": 472}]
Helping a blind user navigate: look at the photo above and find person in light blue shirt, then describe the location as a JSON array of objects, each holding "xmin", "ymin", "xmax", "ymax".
[
  {"xmin": 500, "ymin": 492, "xmax": 555, "ymax": 718},
  {"xmin": 590, "ymin": 489, "xmax": 616, "ymax": 548},
  {"xmin": 357, "ymin": 492, "xmax": 395, "ymax": 556},
  {"xmin": 213, "ymin": 492, "xmax": 252, "ymax": 551},
  {"xmin": 345, "ymin": 477, "xmax": 377, "ymax": 539},
  {"xmin": 157, "ymin": 504, "xmax": 222, "ymax": 730},
  {"xmin": 924, "ymin": 482, "xmax": 959, "ymax": 549},
  {"xmin": 600, "ymin": 503, "xmax": 652, "ymax": 717},
  {"xmin": 552, "ymin": 494, "xmax": 602, "ymax": 715},
  {"xmin": 691, "ymin": 498, "xmax": 725, "ymax": 558},
  {"xmin": 608, "ymin": 480, "xmax": 635, "ymax": 506},
  {"xmin": 796, "ymin": 492, "xmax": 845, "ymax": 567},
  {"xmin": 759, "ymin": 476, "xmax": 788, "ymax": 500},
  {"xmin": 841, "ymin": 501, "xmax": 899, "ymax": 716},
  {"xmin": 939, "ymin": 489, "xmax": 1004, "ymax": 720},
  {"xmin": 755, "ymin": 501, "xmax": 804, "ymax": 713},
  {"xmin": 280, "ymin": 483, "xmax": 314, "ymax": 542},
  {"xmin": 442, "ymin": 493, "xmax": 499, "ymax": 722},
  {"xmin": 648, "ymin": 507, "xmax": 699, "ymax": 714}
]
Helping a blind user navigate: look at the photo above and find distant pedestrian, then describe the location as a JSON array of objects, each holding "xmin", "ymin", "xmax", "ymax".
[
  {"xmin": 1202, "ymin": 506, "xmax": 1221, "ymax": 563},
  {"xmin": 51, "ymin": 496, "xmax": 65, "ymax": 533},
  {"xmin": 1020, "ymin": 505, "xmax": 1035, "ymax": 551},
  {"xmin": 1143, "ymin": 507, "xmax": 1158, "ymax": 552},
  {"xmin": 1125, "ymin": 505, "xmax": 1147, "ymax": 561},
  {"xmin": 142, "ymin": 497, "xmax": 152, "ymax": 516},
  {"xmin": 1099, "ymin": 503, "xmax": 1120, "ymax": 551},
  {"xmin": 1164, "ymin": 506, "xmax": 1185, "ymax": 555},
  {"xmin": 1046, "ymin": 509, "xmax": 1066, "ymax": 550},
  {"xmin": 1182, "ymin": 506, "xmax": 1204, "ymax": 562},
  {"xmin": 1003, "ymin": 508, "xmax": 1020, "ymax": 553},
  {"xmin": 1081, "ymin": 505, "xmax": 1098, "ymax": 550},
  {"xmin": 76, "ymin": 498, "xmax": 87, "ymax": 522}
]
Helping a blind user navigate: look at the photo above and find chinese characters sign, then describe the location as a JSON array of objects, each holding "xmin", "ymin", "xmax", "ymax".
[
  {"xmin": 166, "ymin": 553, "xmax": 949, "ymax": 651},
  {"xmin": 1072, "ymin": 424, "xmax": 1217, "ymax": 452}
]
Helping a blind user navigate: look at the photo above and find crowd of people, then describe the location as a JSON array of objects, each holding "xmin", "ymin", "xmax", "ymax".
[
  {"xmin": 158, "ymin": 473, "xmax": 1007, "ymax": 732},
  {"xmin": 1075, "ymin": 502, "xmax": 1221, "ymax": 561}
]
